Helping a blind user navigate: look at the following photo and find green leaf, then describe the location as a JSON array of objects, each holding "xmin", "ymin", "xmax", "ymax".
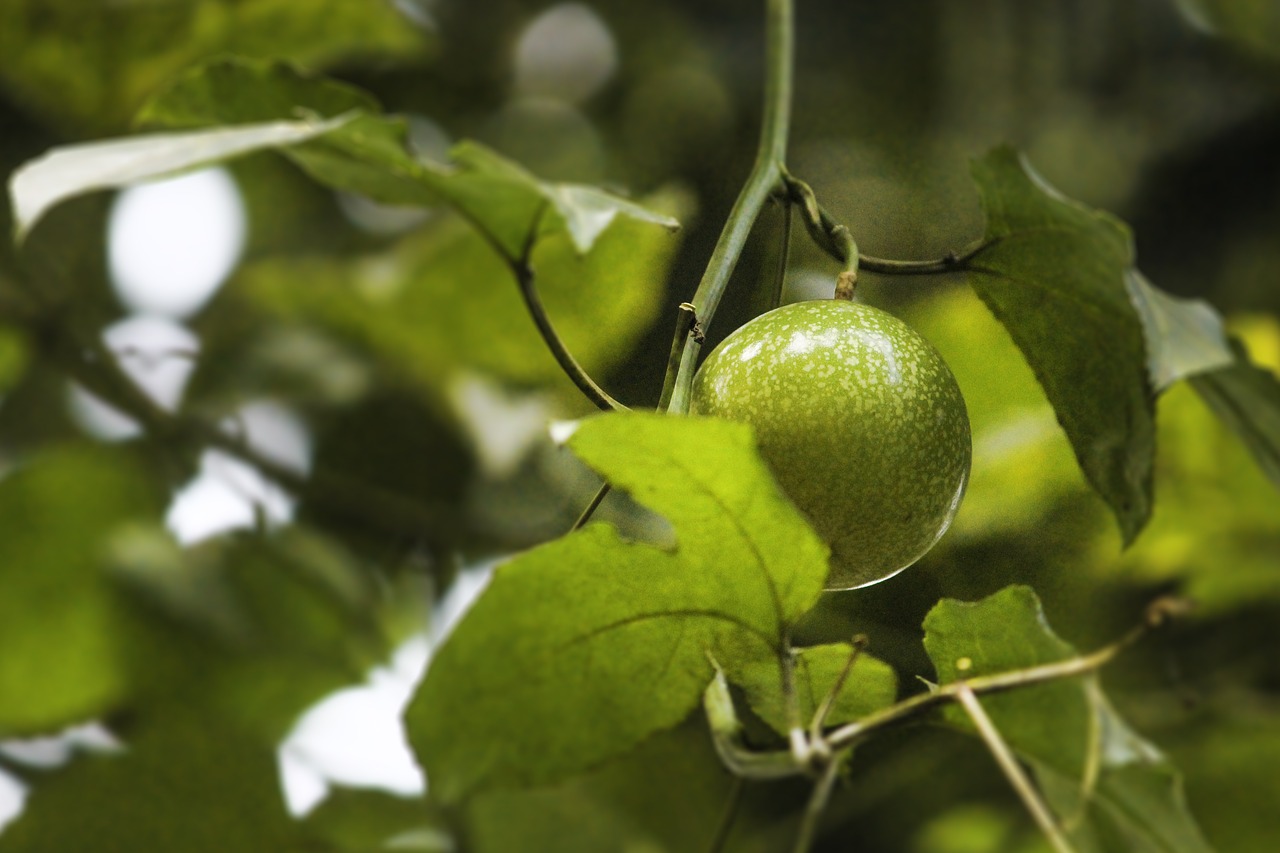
[
  {"xmin": 1124, "ymin": 270, "xmax": 1234, "ymax": 391},
  {"xmin": 726, "ymin": 641, "xmax": 898, "ymax": 736},
  {"xmin": 239, "ymin": 189, "xmax": 685, "ymax": 397},
  {"xmin": 138, "ymin": 59, "xmax": 678, "ymax": 259},
  {"xmin": 923, "ymin": 586, "xmax": 1213, "ymax": 852},
  {"xmin": 0, "ymin": 446, "xmax": 158, "ymax": 735},
  {"xmin": 924, "ymin": 586, "xmax": 1090, "ymax": 778},
  {"xmin": 9, "ymin": 114, "xmax": 354, "ymax": 243},
  {"xmin": 967, "ymin": 146, "xmax": 1155, "ymax": 544},
  {"xmin": 0, "ymin": 712, "xmax": 298, "ymax": 852},
  {"xmin": 405, "ymin": 412, "xmax": 830, "ymax": 803},
  {"xmin": 1189, "ymin": 339, "xmax": 1280, "ymax": 490}
]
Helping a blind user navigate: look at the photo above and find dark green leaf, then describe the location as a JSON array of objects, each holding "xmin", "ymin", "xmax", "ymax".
[
  {"xmin": 967, "ymin": 146, "xmax": 1154, "ymax": 544},
  {"xmin": 405, "ymin": 413, "xmax": 830, "ymax": 803},
  {"xmin": 0, "ymin": 446, "xmax": 158, "ymax": 735},
  {"xmin": 726, "ymin": 642, "xmax": 898, "ymax": 736},
  {"xmin": 924, "ymin": 586, "xmax": 1213, "ymax": 852},
  {"xmin": 1189, "ymin": 339, "xmax": 1280, "ymax": 490}
]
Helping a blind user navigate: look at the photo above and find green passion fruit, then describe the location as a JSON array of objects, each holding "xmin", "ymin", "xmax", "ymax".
[{"xmin": 690, "ymin": 299, "xmax": 971, "ymax": 590}]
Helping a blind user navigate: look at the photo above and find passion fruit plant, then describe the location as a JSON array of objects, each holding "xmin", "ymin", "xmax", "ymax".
[{"xmin": 2, "ymin": 1, "xmax": 1279, "ymax": 851}]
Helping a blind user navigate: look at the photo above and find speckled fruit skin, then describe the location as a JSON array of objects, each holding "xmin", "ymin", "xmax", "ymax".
[{"xmin": 690, "ymin": 299, "xmax": 971, "ymax": 590}]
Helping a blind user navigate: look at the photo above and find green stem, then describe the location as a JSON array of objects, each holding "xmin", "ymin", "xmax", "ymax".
[
  {"xmin": 858, "ymin": 239, "xmax": 990, "ymax": 275},
  {"xmin": 660, "ymin": 0, "xmax": 793, "ymax": 414}
]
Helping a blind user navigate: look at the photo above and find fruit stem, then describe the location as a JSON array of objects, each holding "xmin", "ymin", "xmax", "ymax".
[
  {"xmin": 659, "ymin": 0, "xmax": 793, "ymax": 414},
  {"xmin": 779, "ymin": 169, "xmax": 860, "ymax": 288}
]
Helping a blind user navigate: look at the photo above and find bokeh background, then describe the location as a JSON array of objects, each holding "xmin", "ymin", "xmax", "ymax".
[{"xmin": 0, "ymin": 1, "xmax": 1278, "ymax": 850}]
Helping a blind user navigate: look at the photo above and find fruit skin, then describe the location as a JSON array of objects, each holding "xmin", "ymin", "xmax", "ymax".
[{"xmin": 690, "ymin": 299, "xmax": 971, "ymax": 590}]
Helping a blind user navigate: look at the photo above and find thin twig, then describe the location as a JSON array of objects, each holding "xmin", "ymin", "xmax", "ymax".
[
  {"xmin": 790, "ymin": 757, "xmax": 841, "ymax": 853},
  {"xmin": 824, "ymin": 620, "xmax": 1148, "ymax": 753},
  {"xmin": 809, "ymin": 635, "xmax": 867, "ymax": 742},
  {"xmin": 955, "ymin": 685, "xmax": 1077, "ymax": 853},
  {"xmin": 571, "ymin": 482, "xmax": 611, "ymax": 531}
]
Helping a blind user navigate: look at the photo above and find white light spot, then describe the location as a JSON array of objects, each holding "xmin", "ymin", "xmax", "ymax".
[
  {"xmin": 0, "ymin": 772, "xmax": 25, "ymax": 834},
  {"xmin": 738, "ymin": 340, "xmax": 764, "ymax": 362},
  {"xmin": 278, "ymin": 635, "xmax": 431, "ymax": 816},
  {"xmin": 108, "ymin": 167, "xmax": 245, "ymax": 318},
  {"xmin": 514, "ymin": 3, "xmax": 617, "ymax": 103}
]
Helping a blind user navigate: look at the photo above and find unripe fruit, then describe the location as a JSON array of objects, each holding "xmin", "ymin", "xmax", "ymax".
[{"xmin": 690, "ymin": 299, "xmax": 971, "ymax": 590}]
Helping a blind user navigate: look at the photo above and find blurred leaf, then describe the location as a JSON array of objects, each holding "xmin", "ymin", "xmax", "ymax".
[
  {"xmin": 910, "ymin": 804, "xmax": 1049, "ymax": 853},
  {"xmin": 112, "ymin": 526, "xmax": 393, "ymax": 741},
  {"xmin": 0, "ymin": 325, "xmax": 29, "ymax": 396},
  {"xmin": 0, "ymin": 0, "xmax": 428, "ymax": 135},
  {"xmin": 298, "ymin": 788, "xmax": 451, "ymax": 852},
  {"xmin": 968, "ymin": 146, "xmax": 1155, "ymax": 544},
  {"xmin": 1166, "ymin": 713, "xmax": 1280, "ymax": 851},
  {"xmin": 0, "ymin": 712, "xmax": 298, "ymax": 852},
  {"xmin": 1174, "ymin": 0, "xmax": 1280, "ymax": 61},
  {"xmin": 727, "ymin": 642, "xmax": 898, "ymax": 736},
  {"xmin": 9, "ymin": 114, "xmax": 353, "ymax": 243},
  {"xmin": 140, "ymin": 59, "xmax": 678, "ymax": 259},
  {"xmin": 405, "ymin": 413, "xmax": 830, "ymax": 803},
  {"xmin": 924, "ymin": 586, "xmax": 1212, "ymax": 852},
  {"xmin": 1108, "ymin": 370, "xmax": 1280, "ymax": 614},
  {"xmin": 0, "ymin": 446, "xmax": 158, "ymax": 735},
  {"xmin": 1125, "ymin": 270, "xmax": 1234, "ymax": 391},
  {"xmin": 240, "ymin": 189, "xmax": 685, "ymax": 397},
  {"xmin": 1189, "ymin": 339, "xmax": 1280, "ymax": 490}
]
